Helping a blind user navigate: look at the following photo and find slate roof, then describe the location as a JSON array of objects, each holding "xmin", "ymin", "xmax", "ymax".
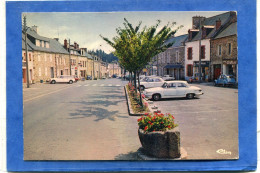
[
  {"xmin": 164, "ymin": 34, "xmax": 188, "ymax": 48},
  {"xmin": 190, "ymin": 12, "xmax": 233, "ymax": 41},
  {"xmin": 214, "ymin": 22, "xmax": 237, "ymax": 39},
  {"xmin": 24, "ymin": 28, "xmax": 69, "ymax": 54},
  {"xmin": 80, "ymin": 52, "xmax": 93, "ymax": 59},
  {"xmin": 22, "ymin": 34, "xmax": 33, "ymax": 51}
]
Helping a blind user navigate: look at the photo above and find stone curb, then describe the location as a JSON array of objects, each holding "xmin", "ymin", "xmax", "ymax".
[
  {"xmin": 137, "ymin": 147, "xmax": 188, "ymax": 160},
  {"xmin": 124, "ymin": 86, "xmax": 152, "ymax": 116}
]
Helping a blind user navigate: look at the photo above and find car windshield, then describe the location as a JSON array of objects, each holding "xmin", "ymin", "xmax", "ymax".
[{"xmin": 162, "ymin": 83, "xmax": 168, "ymax": 88}]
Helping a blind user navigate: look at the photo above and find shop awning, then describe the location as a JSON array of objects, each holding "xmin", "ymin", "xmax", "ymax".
[{"xmin": 164, "ymin": 64, "xmax": 184, "ymax": 69}]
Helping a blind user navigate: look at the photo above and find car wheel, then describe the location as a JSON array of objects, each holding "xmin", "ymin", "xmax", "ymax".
[
  {"xmin": 69, "ymin": 80, "xmax": 73, "ymax": 84},
  {"xmin": 186, "ymin": 93, "xmax": 194, "ymax": 99},
  {"xmin": 140, "ymin": 85, "xmax": 145, "ymax": 90},
  {"xmin": 51, "ymin": 80, "xmax": 56, "ymax": 84},
  {"xmin": 152, "ymin": 94, "xmax": 161, "ymax": 101}
]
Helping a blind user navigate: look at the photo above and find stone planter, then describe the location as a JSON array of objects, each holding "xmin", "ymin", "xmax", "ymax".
[{"xmin": 138, "ymin": 128, "xmax": 180, "ymax": 158}]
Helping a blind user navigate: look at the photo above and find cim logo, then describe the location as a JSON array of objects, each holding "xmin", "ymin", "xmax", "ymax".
[{"xmin": 216, "ymin": 149, "xmax": 232, "ymax": 155}]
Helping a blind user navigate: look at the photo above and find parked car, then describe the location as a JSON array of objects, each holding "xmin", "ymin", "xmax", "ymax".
[
  {"xmin": 143, "ymin": 81, "xmax": 203, "ymax": 101},
  {"xmin": 86, "ymin": 75, "xmax": 92, "ymax": 80},
  {"xmin": 214, "ymin": 74, "xmax": 237, "ymax": 87},
  {"xmin": 162, "ymin": 75, "xmax": 175, "ymax": 81},
  {"xmin": 139, "ymin": 77, "xmax": 165, "ymax": 90},
  {"xmin": 50, "ymin": 75, "xmax": 75, "ymax": 84}
]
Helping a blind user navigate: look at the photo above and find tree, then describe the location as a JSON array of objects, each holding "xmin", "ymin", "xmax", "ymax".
[{"xmin": 101, "ymin": 18, "xmax": 182, "ymax": 106}]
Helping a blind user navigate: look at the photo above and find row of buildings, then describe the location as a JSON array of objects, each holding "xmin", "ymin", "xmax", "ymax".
[
  {"xmin": 22, "ymin": 26, "xmax": 122, "ymax": 84},
  {"xmin": 148, "ymin": 11, "xmax": 237, "ymax": 82}
]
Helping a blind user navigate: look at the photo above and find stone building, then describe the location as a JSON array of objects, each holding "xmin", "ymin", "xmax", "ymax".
[
  {"xmin": 150, "ymin": 34, "xmax": 188, "ymax": 80},
  {"xmin": 185, "ymin": 11, "xmax": 237, "ymax": 81},
  {"xmin": 210, "ymin": 21, "xmax": 237, "ymax": 80},
  {"xmin": 24, "ymin": 27, "xmax": 70, "ymax": 82},
  {"xmin": 107, "ymin": 62, "xmax": 121, "ymax": 77},
  {"xmin": 22, "ymin": 34, "xmax": 34, "ymax": 84},
  {"xmin": 23, "ymin": 26, "xmax": 108, "ymax": 84}
]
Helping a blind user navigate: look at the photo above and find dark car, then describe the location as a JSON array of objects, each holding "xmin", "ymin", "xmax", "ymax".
[
  {"xmin": 214, "ymin": 74, "xmax": 237, "ymax": 87},
  {"xmin": 86, "ymin": 75, "xmax": 92, "ymax": 80}
]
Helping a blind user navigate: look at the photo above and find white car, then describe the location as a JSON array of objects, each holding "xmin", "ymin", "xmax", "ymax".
[
  {"xmin": 162, "ymin": 75, "xmax": 175, "ymax": 81},
  {"xmin": 50, "ymin": 75, "xmax": 75, "ymax": 84},
  {"xmin": 139, "ymin": 77, "xmax": 165, "ymax": 90},
  {"xmin": 143, "ymin": 81, "xmax": 203, "ymax": 101}
]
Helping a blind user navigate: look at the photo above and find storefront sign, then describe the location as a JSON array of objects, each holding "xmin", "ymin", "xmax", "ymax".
[{"xmin": 193, "ymin": 61, "xmax": 210, "ymax": 67}]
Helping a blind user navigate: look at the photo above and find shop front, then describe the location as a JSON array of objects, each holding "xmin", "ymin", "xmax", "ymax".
[
  {"xmin": 193, "ymin": 61, "xmax": 210, "ymax": 81},
  {"xmin": 164, "ymin": 64, "xmax": 184, "ymax": 80}
]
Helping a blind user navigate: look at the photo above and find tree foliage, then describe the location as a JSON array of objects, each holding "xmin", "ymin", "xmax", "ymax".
[{"xmin": 101, "ymin": 18, "xmax": 182, "ymax": 74}]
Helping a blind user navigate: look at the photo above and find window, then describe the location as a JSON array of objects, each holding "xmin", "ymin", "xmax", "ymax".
[
  {"xmin": 154, "ymin": 78, "xmax": 161, "ymax": 82},
  {"xmin": 38, "ymin": 54, "xmax": 41, "ymax": 61},
  {"xmin": 177, "ymin": 83, "xmax": 187, "ymax": 87},
  {"xmin": 187, "ymin": 47, "xmax": 192, "ymax": 60},
  {"xmin": 201, "ymin": 46, "xmax": 205, "ymax": 59},
  {"xmin": 50, "ymin": 54, "xmax": 52, "ymax": 62},
  {"xmin": 176, "ymin": 51, "xmax": 179, "ymax": 62},
  {"xmin": 29, "ymin": 53, "xmax": 31, "ymax": 61},
  {"xmin": 64, "ymin": 59, "xmax": 66, "ymax": 65},
  {"xmin": 167, "ymin": 52, "xmax": 170, "ymax": 63},
  {"xmin": 169, "ymin": 83, "xmax": 176, "ymax": 88},
  {"xmin": 228, "ymin": 43, "xmax": 232, "ymax": 55},
  {"xmin": 44, "ymin": 53, "xmax": 47, "ymax": 61},
  {"xmin": 39, "ymin": 67, "xmax": 41, "ymax": 76},
  {"xmin": 187, "ymin": 64, "xmax": 193, "ymax": 77},
  {"xmin": 218, "ymin": 45, "xmax": 222, "ymax": 56}
]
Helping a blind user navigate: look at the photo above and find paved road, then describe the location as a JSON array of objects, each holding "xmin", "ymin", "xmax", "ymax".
[
  {"xmin": 152, "ymin": 83, "xmax": 238, "ymax": 160},
  {"xmin": 24, "ymin": 79, "xmax": 238, "ymax": 160},
  {"xmin": 24, "ymin": 79, "xmax": 141, "ymax": 160}
]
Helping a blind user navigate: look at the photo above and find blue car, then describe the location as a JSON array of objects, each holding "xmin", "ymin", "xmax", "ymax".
[{"xmin": 214, "ymin": 74, "xmax": 237, "ymax": 87}]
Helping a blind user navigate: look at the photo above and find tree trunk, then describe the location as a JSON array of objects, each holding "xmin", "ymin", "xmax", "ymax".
[
  {"xmin": 134, "ymin": 71, "xmax": 137, "ymax": 92},
  {"xmin": 137, "ymin": 72, "xmax": 143, "ymax": 107},
  {"xmin": 130, "ymin": 72, "xmax": 132, "ymax": 83}
]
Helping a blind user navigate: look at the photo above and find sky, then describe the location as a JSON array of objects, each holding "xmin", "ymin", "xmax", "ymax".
[{"xmin": 24, "ymin": 11, "xmax": 226, "ymax": 53}]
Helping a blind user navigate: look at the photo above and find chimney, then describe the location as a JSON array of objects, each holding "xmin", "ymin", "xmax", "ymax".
[
  {"xmin": 192, "ymin": 16, "xmax": 205, "ymax": 29},
  {"xmin": 216, "ymin": 18, "xmax": 221, "ymax": 30},
  {"xmin": 74, "ymin": 42, "xmax": 77, "ymax": 49},
  {"xmin": 64, "ymin": 39, "xmax": 67, "ymax": 49},
  {"xmin": 230, "ymin": 11, "xmax": 237, "ymax": 23},
  {"xmin": 31, "ymin": 25, "xmax": 38, "ymax": 33},
  {"xmin": 77, "ymin": 43, "xmax": 79, "ymax": 49}
]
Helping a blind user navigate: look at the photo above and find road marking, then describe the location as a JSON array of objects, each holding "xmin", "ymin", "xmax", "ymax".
[
  {"xmin": 92, "ymin": 84, "xmax": 97, "ymax": 86},
  {"xmin": 76, "ymin": 85, "xmax": 82, "ymax": 87},
  {"xmin": 23, "ymin": 85, "xmax": 74, "ymax": 103},
  {"xmin": 84, "ymin": 84, "xmax": 89, "ymax": 86},
  {"xmin": 100, "ymin": 84, "xmax": 104, "ymax": 86},
  {"xmin": 108, "ymin": 84, "xmax": 112, "ymax": 86},
  {"xmin": 116, "ymin": 85, "xmax": 121, "ymax": 86}
]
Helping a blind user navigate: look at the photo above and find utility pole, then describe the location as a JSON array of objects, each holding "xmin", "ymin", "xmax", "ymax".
[
  {"xmin": 198, "ymin": 16, "xmax": 202, "ymax": 83},
  {"xmin": 69, "ymin": 39, "xmax": 72, "ymax": 75},
  {"xmin": 23, "ymin": 16, "xmax": 30, "ymax": 88},
  {"xmin": 157, "ymin": 56, "xmax": 159, "ymax": 76},
  {"xmin": 92, "ymin": 56, "xmax": 95, "ymax": 80}
]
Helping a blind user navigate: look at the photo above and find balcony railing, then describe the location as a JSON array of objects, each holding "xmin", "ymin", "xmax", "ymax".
[{"xmin": 22, "ymin": 62, "xmax": 26, "ymax": 67}]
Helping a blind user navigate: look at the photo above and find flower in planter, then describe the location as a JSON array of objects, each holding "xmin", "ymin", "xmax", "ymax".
[{"xmin": 137, "ymin": 113, "xmax": 177, "ymax": 133}]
